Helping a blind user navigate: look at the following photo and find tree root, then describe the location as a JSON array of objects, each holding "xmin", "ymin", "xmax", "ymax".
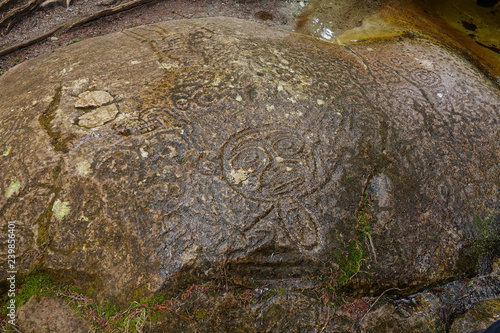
[
  {"xmin": 0, "ymin": 0, "xmax": 158, "ymax": 58},
  {"xmin": 0, "ymin": 0, "xmax": 43, "ymax": 28}
]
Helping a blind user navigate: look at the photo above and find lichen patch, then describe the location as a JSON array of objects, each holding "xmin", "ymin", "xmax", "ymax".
[
  {"xmin": 53, "ymin": 200, "xmax": 71, "ymax": 220},
  {"xmin": 230, "ymin": 168, "xmax": 250, "ymax": 185},
  {"xmin": 76, "ymin": 160, "xmax": 93, "ymax": 175},
  {"xmin": 5, "ymin": 180, "xmax": 20, "ymax": 198},
  {"xmin": 2, "ymin": 146, "xmax": 12, "ymax": 157}
]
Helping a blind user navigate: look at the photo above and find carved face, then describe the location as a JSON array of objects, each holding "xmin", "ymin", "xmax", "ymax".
[{"xmin": 222, "ymin": 126, "xmax": 326, "ymax": 202}]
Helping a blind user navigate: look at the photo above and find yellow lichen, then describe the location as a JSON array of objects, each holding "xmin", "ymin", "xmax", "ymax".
[
  {"xmin": 5, "ymin": 180, "xmax": 20, "ymax": 198},
  {"xmin": 2, "ymin": 146, "xmax": 12, "ymax": 157},
  {"xmin": 76, "ymin": 160, "xmax": 92, "ymax": 175},
  {"xmin": 53, "ymin": 200, "xmax": 71, "ymax": 220},
  {"xmin": 230, "ymin": 168, "xmax": 250, "ymax": 185}
]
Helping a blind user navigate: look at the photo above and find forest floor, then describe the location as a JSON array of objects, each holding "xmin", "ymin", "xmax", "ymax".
[{"xmin": 0, "ymin": 0, "xmax": 306, "ymax": 75}]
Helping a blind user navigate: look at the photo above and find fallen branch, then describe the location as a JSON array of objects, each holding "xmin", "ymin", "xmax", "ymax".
[
  {"xmin": 0, "ymin": 0, "xmax": 16, "ymax": 13},
  {"xmin": 0, "ymin": 0, "xmax": 43, "ymax": 27},
  {"xmin": 0, "ymin": 0, "xmax": 158, "ymax": 58},
  {"xmin": 0, "ymin": 24, "xmax": 60, "ymax": 57}
]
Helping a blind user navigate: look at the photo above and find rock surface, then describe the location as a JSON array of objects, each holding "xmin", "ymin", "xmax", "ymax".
[
  {"xmin": 450, "ymin": 299, "xmax": 500, "ymax": 333},
  {"xmin": 359, "ymin": 274, "xmax": 500, "ymax": 333},
  {"xmin": 74, "ymin": 90, "xmax": 114, "ymax": 108},
  {"xmin": 17, "ymin": 296, "xmax": 93, "ymax": 333},
  {"xmin": 78, "ymin": 104, "xmax": 119, "ymax": 128},
  {"xmin": 360, "ymin": 301, "xmax": 444, "ymax": 333},
  {"xmin": 0, "ymin": 17, "xmax": 499, "ymax": 311}
]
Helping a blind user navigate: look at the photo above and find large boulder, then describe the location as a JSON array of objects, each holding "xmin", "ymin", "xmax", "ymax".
[{"xmin": 0, "ymin": 17, "xmax": 498, "ymax": 305}]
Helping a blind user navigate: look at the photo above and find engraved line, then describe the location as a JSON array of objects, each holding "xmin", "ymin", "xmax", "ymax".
[{"xmin": 242, "ymin": 205, "xmax": 275, "ymax": 232}]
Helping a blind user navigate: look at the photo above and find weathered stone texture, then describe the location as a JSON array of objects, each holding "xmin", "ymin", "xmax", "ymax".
[
  {"xmin": 17, "ymin": 296, "xmax": 93, "ymax": 333},
  {"xmin": 450, "ymin": 299, "xmax": 500, "ymax": 333},
  {"xmin": 0, "ymin": 18, "xmax": 498, "ymax": 306}
]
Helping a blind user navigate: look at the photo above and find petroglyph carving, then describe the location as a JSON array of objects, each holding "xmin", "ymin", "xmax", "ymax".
[
  {"xmin": 221, "ymin": 125, "xmax": 328, "ymax": 249},
  {"xmin": 162, "ymin": 69, "xmax": 242, "ymax": 120},
  {"xmin": 409, "ymin": 68, "xmax": 442, "ymax": 87},
  {"xmin": 1, "ymin": 17, "xmax": 499, "ymax": 307},
  {"xmin": 114, "ymin": 107, "xmax": 168, "ymax": 136}
]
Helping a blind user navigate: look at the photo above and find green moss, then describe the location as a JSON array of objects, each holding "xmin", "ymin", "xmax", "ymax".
[
  {"xmin": 470, "ymin": 300, "xmax": 500, "ymax": 322},
  {"xmin": 52, "ymin": 164, "xmax": 62, "ymax": 181},
  {"xmin": 356, "ymin": 191, "xmax": 373, "ymax": 238},
  {"xmin": 130, "ymin": 284, "xmax": 150, "ymax": 302},
  {"xmin": 195, "ymin": 309, "xmax": 208, "ymax": 319},
  {"xmin": 0, "ymin": 270, "xmax": 55, "ymax": 317},
  {"xmin": 18, "ymin": 271, "xmax": 55, "ymax": 306},
  {"xmin": 65, "ymin": 38, "xmax": 81, "ymax": 46},
  {"xmin": 38, "ymin": 87, "xmax": 75, "ymax": 153},
  {"xmin": 0, "ymin": 270, "xmax": 135, "ymax": 331},
  {"xmin": 379, "ymin": 121, "xmax": 388, "ymax": 139},
  {"xmin": 473, "ymin": 214, "xmax": 500, "ymax": 260},
  {"xmin": 36, "ymin": 189, "xmax": 59, "ymax": 246},
  {"xmin": 265, "ymin": 287, "xmax": 287, "ymax": 297},
  {"xmin": 328, "ymin": 191, "xmax": 373, "ymax": 290},
  {"xmin": 99, "ymin": 299, "xmax": 121, "ymax": 320},
  {"xmin": 0, "ymin": 269, "xmax": 205, "ymax": 332},
  {"xmin": 333, "ymin": 239, "xmax": 364, "ymax": 286}
]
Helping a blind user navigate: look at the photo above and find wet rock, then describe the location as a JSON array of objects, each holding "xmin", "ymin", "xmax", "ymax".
[
  {"xmin": 359, "ymin": 301, "xmax": 445, "ymax": 333},
  {"xmin": 17, "ymin": 296, "xmax": 93, "ymax": 333},
  {"xmin": 359, "ymin": 274, "xmax": 500, "ymax": 332},
  {"xmin": 450, "ymin": 299, "xmax": 500, "ymax": 333},
  {"xmin": 78, "ymin": 103, "xmax": 119, "ymax": 128},
  {"xmin": 74, "ymin": 90, "xmax": 113, "ymax": 108},
  {"xmin": 145, "ymin": 292, "xmax": 342, "ymax": 333},
  {"xmin": 493, "ymin": 258, "xmax": 500, "ymax": 275},
  {"xmin": 0, "ymin": 17, "xmax": 498, "ymax": 310}
]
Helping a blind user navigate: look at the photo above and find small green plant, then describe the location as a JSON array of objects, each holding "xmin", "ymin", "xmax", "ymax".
[
  {"xmin": 66, "ymin": 38, "xmax": 81, "ymax": 46},
  {"xmin": 336, "ymin": 191, "xmax": 373, "ymax": 284},
  {"xmin": 0, "ymin": 270, "xmax": 184, "ymax": 332},
  {"xmin": 195, "ymin": 309, "xmax": 207, "ymax": 319},
  {"xmin": 13, "ymin": 58, "xmax": 20, "ymax": 63},
  {"xmin": 333, "ymin": 239, "xmax": 364, "ymax": 286},
  {"xmin": 356, "ymin": 191, "xmax": 373, "ymax": 238},
  {"xmin": 0, "ymin": 270, "xmax": 55, "ymax": 315},
  {"xmin": 379, "ymin": 123, "xmax": 388, "ymax": 139},
  {"xmin": 320, "ymin": 191, "xmax": 374, "ymax": 307},
  {"xmin": 473, "ymin": 214, "xmax": 499, "ymax": 260},
  {"xmin": 267, "ymin": 287, "xmax": 287, "ymax": 297}
]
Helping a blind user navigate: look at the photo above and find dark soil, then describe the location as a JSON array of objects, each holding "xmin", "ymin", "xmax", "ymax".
[{"xmin": 0, "ymin": 0, "xmax": 306, "ymax": 75}]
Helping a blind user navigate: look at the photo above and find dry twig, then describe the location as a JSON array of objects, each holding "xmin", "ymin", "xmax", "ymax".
[{"xmin": 348, "ymin": 287, "xmax": 404, "ymax": 332}]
